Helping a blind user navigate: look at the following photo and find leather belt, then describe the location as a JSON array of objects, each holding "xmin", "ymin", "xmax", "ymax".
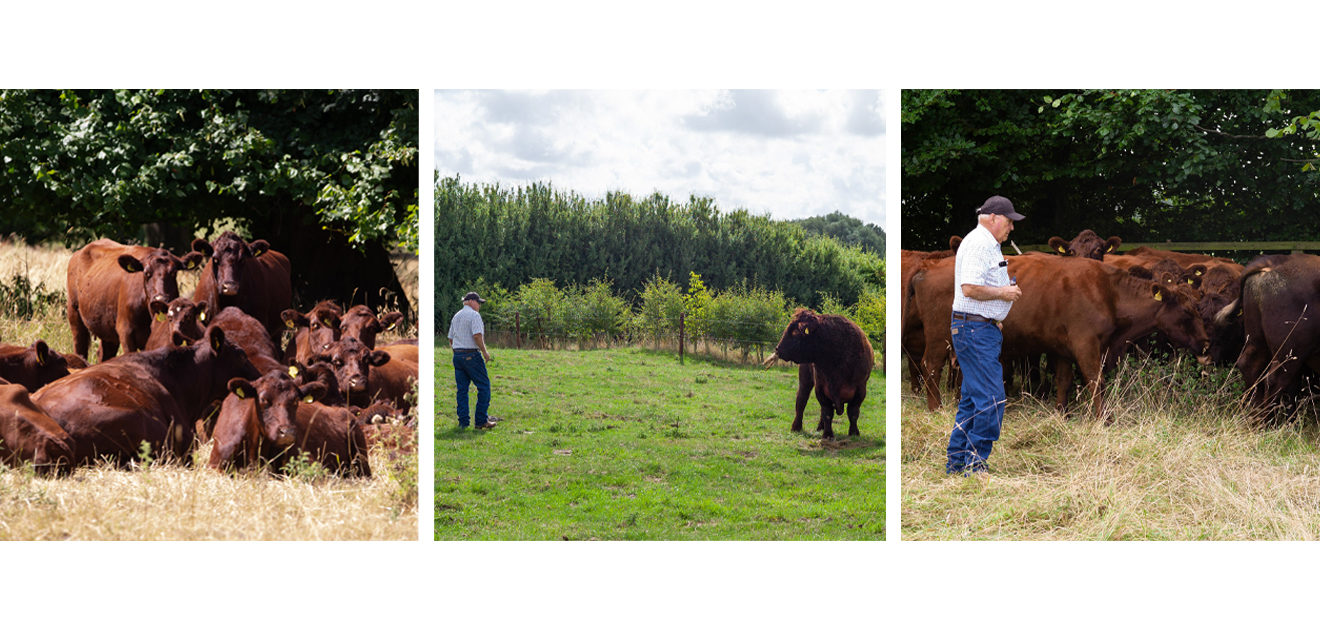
[{"xmin": 952, "ymin": 311, "xmax": 1000, "ymax": 324}]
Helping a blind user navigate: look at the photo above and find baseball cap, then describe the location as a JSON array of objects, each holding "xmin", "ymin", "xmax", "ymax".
[
  {"xmin": 463, "ymin": 291, "xmax": 487, "ymax": 303},
  {"xmin": 976, "ymin": 195, "xmax": 1025, "ymax": 221}
]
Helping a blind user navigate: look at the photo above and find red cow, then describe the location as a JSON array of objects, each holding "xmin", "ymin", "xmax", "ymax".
[
  {"xmin": 281, "ymin": 301, "xmax": 343, "ymax": 365},
  {"xmin": 764, "ymin": 309, "xmax": 873, "ymax": 439},
  {"xmin": 192, "ymin": 232, "xmax": 292, "ymax": 342},
  {"xmin": 208, "ymin": 370, "xmax": 321, "ymax": 472},
  {"xmin": 144, "ymin": 298, "xmax": 208, "ymax": 351},
  {"xmin": 0, "ymin": 382, "xmax": 76, "ymax": 475},
  {"xmin": 211, "ymin": 306, "xmax": 286, "ymax": 375},
  {"xmin": 0, "ymin": 340, "xmax": 70, "ymax": 392},
  {"xmin": 339, "ymin": 304, "xmax": 405, "ymax": 349},
  {"xmin": 310, "ymin": 337, "xmax": 390, "ymax": 408},
  {"xmin": 1046, "ymin": 229, "xmax": 1122, "ymax": 260},
  {"xmin": 66, "ymin": 238, "xmax": 204, "ymax": 362},
  {"xmin": 368, "ymin": 341, "xmax": 418, "ymax": 412},
  {"xmin": 33, "ymin": 326, "xmax": 259, "ymax": 465}
]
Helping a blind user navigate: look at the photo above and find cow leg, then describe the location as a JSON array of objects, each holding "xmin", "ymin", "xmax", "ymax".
[
  {"xmin": 791, "ymin": 364, "xmax": 813, "ymax": 432},
  {"xmin": 1074, "ymin": 346, "xmax": 1105, "ymax": 420},
  {"xmin": 846, "ymin": 388, "xmax": 865, "ymax": 437},
  {"xmin": 1053, "ymin": 357, "xmax": 1075, "ymax": 412},
  {"xmin": 815, "ymin": 389, "xmax": 836, "ymax": 439},
  {"xmin": 117, "ymin": 319, "xmax": 141, "ymax": 355},
  {"xmin": 922, "ymin": 333, "xmax": 952, "ymax": 411},
  {"xmin": 68, "ymin": 302, "xmax": 91, "ymax": 360},
  {"xmin": 98, "ymin": 334, "xmax": 120, "ymax": 364}
]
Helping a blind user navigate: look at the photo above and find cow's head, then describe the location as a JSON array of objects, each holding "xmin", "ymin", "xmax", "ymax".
[
  {"xmin": 773, "ymin": 309, "xmax": 827, "ymax": 365},
  {"xmin": 192, "ymin": 231, "xmax": 271, "ymax": 298},
  {"xmin": 282, "ymin": 301, "xmax": 343, "ymax": 358},
  {"xmin": 118, "ymin": 247, "xmax": 205, "ymax": 306},
  {"xmin": 1151, "ymin": 283, "xmax": 1212, "ymax": 363},
  {"xmin": 1048, "ymin": 230, "xmax": 1121, "ymax": 260},
  {"xmin": 340, "ymin": 305, "xmax": 404, "ymax": 348},
  {"xmin": 226, "ymin": 371, "xmax": 321, "ymax": 449},
  {"xmin": 8, "ymin": 340, "xmax": 70, "ymax": 391},
  {"xmin": 149, "ymin": 297, "xmax": 208, "ymax": 347},
  {"xmin": 311, "ymin": 337, "xmax": 389, "ymax": 398}
]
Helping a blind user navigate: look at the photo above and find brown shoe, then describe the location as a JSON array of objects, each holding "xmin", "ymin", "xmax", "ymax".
[{"xmin": 476, "ymin": 420, "xmax": 498, "ymax": 430}]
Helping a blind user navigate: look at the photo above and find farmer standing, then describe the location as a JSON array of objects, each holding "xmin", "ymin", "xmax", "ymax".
[
  {"xmin": 449, "ymin": 291, "xmax": 498, "ymax": 429},
  {"xmin": 946, "ymin": 195, "xmax": 1024, "ymax": 475}
]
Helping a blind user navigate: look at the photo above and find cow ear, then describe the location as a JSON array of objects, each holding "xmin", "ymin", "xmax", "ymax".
[
  {"xmin": 227, "ymin": 378, "xmax": 256, "ymax": 399},
  {"xmin": 1152, "ymin": 284, "xmax": 1166, "ymax": 302},
  {"xmin": 149, "ymin": 299, "xmax": 170, "ymax": 321},
  {"xmin": 380, "ymin": 312, "xmax": 404, "ymax": 331},
  {"xmin": 1105, "ymin": 236, "xmax": 1123, "ymax": 253},
  {"xmin": 1048, "ymin": 237, "xmax": 1069, "ymax": 255},
  {"xmin": 32, "ymin": 340, "xmax": 50, "ymax": 366},
  {"xmin": 949, "ymin": 235, "xmax": 962, "ymax": 252},
  {"xmin": 208, "ymin": 326, "xmax": 227, "ymax": 352},
  {"xmin": 249, "ymin": 239, "xmax": 270, "ymax": 258},
  {"xmin": 368, "ymin": 350, "xmax": 391, "ymax": 367},
  {"xmin": 1128, "ymin": 266, "xmax": 1153, "ymax": 280},
  {"xmin": 299, "ymin": 382, "xmax": 326, "ymax": 404},
  {"xmin": 118, "ymin": 254, "xmax": 144, "ymax": 274},
  {"xmin": 191, "ymin": 238, "xmax": 213, "ymax": 257},
  {"xmin": 1188, "ymin": 264, "xmax": 1206, "ymax": 277},
  {"xmin": 181, "ymin": 251, "xmax": 205, "ymax": 270},
  {"xmin": 281, "ymin": 309, "xmax": 307, "ymax": 330}
]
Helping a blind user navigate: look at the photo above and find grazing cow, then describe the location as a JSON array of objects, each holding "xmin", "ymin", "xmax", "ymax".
[
  {"xmin": 144, "ymin": 298, "xmax": 208, "ymax": 351},
  {"xmin": 1047, "ymin": 229, "xmax": 1122, "ymax": 260},
  {"xmin": 211, "ymin": 307, "xmax": 286, "ymax": 375},
  {"xmin": 0, "ymin": 340, "xmax": 70, "ymax": 392},
  {"xmin": 0, "ymin": 382, "xmax": 76, "ymax": 475},
  {"xmin": 192, "ymin": 232, "xmax": 293, "ymax": 342},
  {"xmin": 1217, "ymin": 254, "xmax": 1320, "ymax": 416},
  {"xmin": 913, "ymin": 255, "xmax": 1211, "ymax": 415},
  {"xmin": 339, "ymin": 305, "xmax": 405, "ymax": 349},
  {"xmin": 281, "ymin": 301, "xmax": 343, "ymax": 365},
  {"xmin": 310, "ymin": 337, "xmax": 390, "ymax": 408},
  {"xmin": 33, "ymin": 326, "xmax": 259, "ymax": 465},
  {"xmin": 368, "ymin": 341, "xmax": 419, "ymax": 411},
  {"xmin": 66, "ymin": 238, "xmax": 204, "ymax": 362},
  {"xmin": 208, "ymin": 370, "xmax": 323, "ymax": 472},
  {"xmin": 764, "ymin": 309, "xmax": 873, "ymax": 439}
]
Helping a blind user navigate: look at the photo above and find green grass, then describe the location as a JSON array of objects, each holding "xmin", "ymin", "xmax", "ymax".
[
  {"xmin": 435, "ymin": 346, "xmax": 884, "ymax": 540},
  {"xmin": 902, "ymin": 355, "xmax": 1320, "ymax": 540}
]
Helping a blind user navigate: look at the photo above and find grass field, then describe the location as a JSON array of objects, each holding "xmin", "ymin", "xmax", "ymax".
[
  {"xmin": 0, "ymin": 238, "xmax": 417, "ymax": 540},
  {"xmin": 902, "ymin": 356, "xmax": 1320, "ymax": 540},
  {"xmin": 434, "ymin": 346, "xmax": 884, "ymax": 540}
]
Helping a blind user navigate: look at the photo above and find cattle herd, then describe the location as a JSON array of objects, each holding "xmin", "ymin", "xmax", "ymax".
[
  {"xmin": 902, "ymin": 229, "xmax": 1320, "ymax": 421},
  {"xmin": 0, "ymin": 231, "xmax": 418, "ymax": 476}
]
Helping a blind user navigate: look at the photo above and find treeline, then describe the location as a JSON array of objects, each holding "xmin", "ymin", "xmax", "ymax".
[
  {"xmin": 435, "ymin": 176, "xmax": 885, "ymax": 328},
  {"xmin": 463, "ymin": 273, "xmax": 884, "ymax": 359},
  {"xmin": 792, "ymin": 211, "xmax": 885, "ymax": 254}
]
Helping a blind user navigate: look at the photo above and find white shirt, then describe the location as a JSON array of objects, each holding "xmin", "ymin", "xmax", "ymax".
[
  {"xmin": 448, "ymin": 305, "xmax": 485, "ymax": 350},
  {"xmin": 952, "ymin": 223, "xmax": 1013, "ymax": 321}
]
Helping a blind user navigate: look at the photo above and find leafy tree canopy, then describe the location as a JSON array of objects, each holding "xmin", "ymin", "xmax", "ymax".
[{"xmin": 792, "ymin": 211, "xmax": 885, "ymax": 253}]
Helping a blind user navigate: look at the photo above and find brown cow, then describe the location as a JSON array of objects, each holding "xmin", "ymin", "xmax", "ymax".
[
  {"xmin": 913, "ymin": 254, "xmax": 1211, "ymax": 415},
  {"xmin": 1047, "ymin": 229, "xmax": 1122, "ymax": 260},
  {"xmin": 0, "ymin": 382, "xmax": 76, "ymax": 475},
  {"xmin": 211, "ymin": 306, "xmax": 286, "ymax": 375},
  {"xmin": 310, "ymin": 337, "xmax": 390, "ymax": 408},
  {"xmin": 1124, "ymin": 246, "xmax": 1236, "ymax": 267},
  {"xmin": 144, "ymin": 298, "xmax": 208, "ymax": 351},
  {"xmin": 764, "ymin": 309, "xmax": 873, "ymax": 439},
  {"xmin": 281, "ymin": 301, "xmax": 343, "ymax": 365},
  {"xmin": 208, "ymin": 370, "xmax": 323, "ymax": 472},
  {"xmin": 66, "ymin": 238, "xmax": 204, "ymax": 362},
  {"xmin": 368, "ymin": 342, "xmax": 418, "ymax": 411},
  {"xmin": 900, "ymin": 235, "xmax": 963, "ymax": 394},
  {"xmin": 192, "ymin": 232, "xmax": 293, "ymax": 342},
  {"xmin": 340, "ymin": 304, "xmax": 405, "ymax": 349},
  {"xmin": 33, "ymin": 326, "xmax": 259, "ymax": 465},
  {"xmin": 0, "ymin": 340, "xmax": 70, "ymax": 392}
]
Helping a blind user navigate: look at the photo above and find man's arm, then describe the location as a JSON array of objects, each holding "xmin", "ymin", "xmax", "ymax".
[
  {"xmin": 961, "ymin": 283, "xmax": 1022, "ymax": 302},
  {"xmin": 473, "ymin": 332, "xmax": 492, "ymax": 362}
]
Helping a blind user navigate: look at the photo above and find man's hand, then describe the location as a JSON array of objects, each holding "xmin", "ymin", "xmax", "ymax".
[
  {"xmin": 1000, "ymin": 285, "xmax": 1023, "ymax": 302},
  {"xmin": 483, "ymin": 351, "xmax": 492, "ymax": 363}
]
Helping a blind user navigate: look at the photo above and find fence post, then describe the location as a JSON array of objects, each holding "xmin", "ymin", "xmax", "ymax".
[
  {"xmin": 515, "ymin": 312, "xmax": 521, "ymax": 349},
  {"xmin": 679, "ymin": 312, "xmax": 685, "ymax": 365}
]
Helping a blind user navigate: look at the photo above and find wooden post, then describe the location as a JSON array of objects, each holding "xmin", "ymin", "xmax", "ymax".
[
  {"xmin": 515, "ymin": 312, "xmax": 521, "ymax": 349},
  {"xmin": 679, "ymin": 312, "xmax": 685, "ymax": 365}
]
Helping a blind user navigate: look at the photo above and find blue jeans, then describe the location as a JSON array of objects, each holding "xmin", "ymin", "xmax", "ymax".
[
  {"xmin": 453, "ymin": 350, "xmax": 491, "ymax": 427},
  {"xmin": 947, "ymin": 319, "xmax": 1006, "ymax": 473}
]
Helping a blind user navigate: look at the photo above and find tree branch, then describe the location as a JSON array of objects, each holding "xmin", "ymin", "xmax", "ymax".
[{"xmin": 1192, "ymin": 124, "xmax": 1269, "ymax": 141}]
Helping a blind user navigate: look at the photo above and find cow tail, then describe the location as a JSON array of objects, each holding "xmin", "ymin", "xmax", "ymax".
[{"xmin": 1217, "ymin": 255, "xmax": 1285, "ymax": 326}]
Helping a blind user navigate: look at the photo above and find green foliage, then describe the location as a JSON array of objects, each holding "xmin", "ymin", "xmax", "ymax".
[
  {"xmin": 635, "ymin": 273, "xmax": 686, "ymax": 339},
  {"xmin": 683, "ymin": 272, "xmax": 713, "ymax": 339},
  {"xmin": 280, "ymin": 451, "xmax": 329, "ymax": 482},
  {"xmin": 851, "ymin": 286, "xmax": 886, "ymax": 349},
  {"xmin": 563, "ymin": 279, "xmax": 631, "ymax": 342},
  {"xmin": 0, "ymin": 89, "xmax": 418, "ymax": 252},
  {"xmin": 902, "ymin": 89, "xmax": 1320, "ymax": 249},
  {"xmin": 792, "ymin": 211, "xmax": 885, "ymax": 253},
  {"xmin": 701, "ymin": 285, "xmax": 789, "ymax": 358},
  {"xmin": 434, "ymin": 177, "xmax": 884, "ymax": 332},
  {"xmin": 511, "ymin": 278, "xmax": 565, "ymax": 339},
  {"xmin": 0, "ymin": 273, "xmax": 62, "ymax": 320}
]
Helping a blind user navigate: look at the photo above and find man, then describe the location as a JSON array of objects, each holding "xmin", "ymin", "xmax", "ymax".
[
  {"xmin": 947, "ymin": 195, "xmax": 1024, "ymax": 475},
  {"xmin": 448, "ymin": 291, "xmax": 497, "ymax": 429}
]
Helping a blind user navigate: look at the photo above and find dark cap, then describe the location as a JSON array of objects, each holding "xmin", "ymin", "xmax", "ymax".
[
  {"xmin": 976, "ymin": 195, "xmax": 1025, "ymax": 221},
  {"xmin": 463, "ymin": 291, "xmax": 487, "ymax": 304}
]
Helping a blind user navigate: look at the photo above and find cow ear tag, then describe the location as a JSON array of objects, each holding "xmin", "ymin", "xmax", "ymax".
[
  {"xmin": 288, "ymin": 365, "xmax": 300, "ymax": 378},
  {"xmin": 303, "ymin": 395, "xmax": 315, "ymax": 403},
  {"xmin": 1196, "ymin": 270, "xmax": 1203, "ymax": 276},
  {"xmin": 804, "ymin": 327, "xmax": 810, "ymax": 335},
  {"xmin": 1153, "ymin": 291, "xmax": 1163, "ymax": 301},
  {"xmin": 36, "ymin": 353, "xmax": 44, "ymax": 366},
  {"xmin": 285, "ymin": 319, "xmax": 296, "ymax": 329},
  {"xmin": 235, "ymin": 389, "xmax": 246, "ymax": 399},
  {"xmin": 1187, "ymin": 279, "xmax": 1193, "ymax": 285},
  {"xmin": 199, "ymin": 311, "xmax": 206, "ymax": 322},
  {"xmin": 156, "ymin": 312, "xmax": 167, "ymax": 322},
  {"xmin": 181, "ymin": 340, "xmax": 189, "ymax": 347},
  {"xmin": 1056, "ymin": 246, "xmax": 1067, "ymax": 254}
]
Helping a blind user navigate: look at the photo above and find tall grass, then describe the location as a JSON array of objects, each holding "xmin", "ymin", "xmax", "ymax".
[{"xmin": 903, "ymin": 353, "xmax": 1320, "ymax": 540}]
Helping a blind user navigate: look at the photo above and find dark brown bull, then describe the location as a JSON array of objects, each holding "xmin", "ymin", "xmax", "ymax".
[
  {"xmin": 0, "ymin": 382, "xmax": 76, "ymax": 474},
  {"xmin": 340, "ymin": 305, "xmax": 404, "ymax": 349},
  {"xmin": 764, "ymin": 309, "xmax": 873, "ymax": 439},
  {"xmin": 0, "ymin": 340, "xmax": 70, "ymax": 392},
  {"xmin": 281, "ymin": 301, "xmax": 343, "ymax": 365},
  {"xmin": 1217, "ymin": 254, "xmax": 1320, "ymax": 417},
  {"xmin": 192, "ymin": 232, "xmax": 292, "ymax": 342},
  {"xmin": 1047, "ymin": 229, "xmax": 1122, "ymax": 260},
  {"xmin": 66, "ymin": 238, "xmax": 204, "ymax": 362},
  {"xmin": 913, "ymin": 254, "xmax": 1210, "ymax": 415},
  {"xmin": 208, "ymin": 370, "xmax": 324, "ymax": 472},
  {"xmin": 144, "ymin": 298, "xmax": 208, "ymax": 351},
  {"xmin": 32, "ymin": 326, "xmax": 259, "ymax": 465}
]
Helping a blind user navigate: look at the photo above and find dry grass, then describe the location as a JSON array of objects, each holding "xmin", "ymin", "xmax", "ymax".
[
  {"xmin": 0, "ymin": 239, "xmax": 417, "ymax": 540},
  {"xmin": 902, "ymin": 354, "xmax": 1320, "ymax": 540}
]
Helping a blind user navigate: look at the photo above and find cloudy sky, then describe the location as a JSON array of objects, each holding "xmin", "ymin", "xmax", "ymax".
[{"xmin": 434, "ymin": 90, "xmax": 886, "ymax": 226}]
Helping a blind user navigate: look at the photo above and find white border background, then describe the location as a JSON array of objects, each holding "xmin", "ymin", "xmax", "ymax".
[{"xmin": 1, "ymin": 1, "xmax": 1310, "ymax": 627}]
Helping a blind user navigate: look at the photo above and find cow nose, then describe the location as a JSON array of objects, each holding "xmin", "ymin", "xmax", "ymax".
[
  {"xmin": 275, "ymin": 426, "xmax": 296, "ymax": 446},
  {"xmin": 220, "ymin": 283, "xmax": 238, "ymax": 296},
  {"xmin": 153, "ymin": 294, "xmax": 167, "ymax": 303}
]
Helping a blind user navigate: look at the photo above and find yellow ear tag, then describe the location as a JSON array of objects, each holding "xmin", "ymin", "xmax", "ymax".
[
  {"xmin": 1154, "ymin": 292, "xmax": 1163, "ymax": 301},
  {"xmin": 36, "ymin": 354, "xmax": 44, "ymax": 366},
  {"xmin": 235, "ymin": 389, "xmax": 245, "ymax": 399},
  {"xmin": 181, "ymin": 340, "xmax": 189, "ymax": 347},
  {"xmin": 1195, "ymin": 270, "xmax": 1203, "ymax": 276},
  {"xmin": 1056, "ymin": 247, "xmax": 1066, "ymax": 254},
  {"xmin": 386, "ymin": 322, "xmax": 397, "ymax": 331},
  {"xmin": 199, "ymin": 311, "xmax": 206, "ymax": 322},
  {"xmin": 285, "ymin": 319, "xmax": 296, "ymax": 329},
  {"xmin": 1187, "ymin": 279, "xmax": 1193, "ymax": 285},
  {"xmin": 804, "ymin": 327, "xmax": 810, "ymax": 335},
  {"xmin": 288, "ymin": 365, "xmax": 300, "ymax": 378},
  {"xmin": 303, "ymin": 395, "xmax": 314, "ymax": 403},
  {"xmin": 156, "ymin": 313, "xmax": 166, "ymax": 322}
]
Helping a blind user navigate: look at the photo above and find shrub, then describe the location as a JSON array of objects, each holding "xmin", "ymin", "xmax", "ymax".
[{"xmin": 636, "ymin": 273, "xmax": 685, "ymax": 339}]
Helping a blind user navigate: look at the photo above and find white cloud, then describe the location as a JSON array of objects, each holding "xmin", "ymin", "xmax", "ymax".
[{"xmin": 434, "ymin": 89, "xmax": 886, "ymax": 226}]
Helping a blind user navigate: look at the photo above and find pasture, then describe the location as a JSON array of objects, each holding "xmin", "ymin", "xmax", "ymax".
[
  {"xmin": 901, "ymin": 356, "xmax": 1320, "ymax": 540},
  {"xmin": 434, "ymin": 346, "xmax": 884, "ymax": 540},
  {"xmin": 0, "ymin": 239, "xmax": 417, "ymax": 540}
]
